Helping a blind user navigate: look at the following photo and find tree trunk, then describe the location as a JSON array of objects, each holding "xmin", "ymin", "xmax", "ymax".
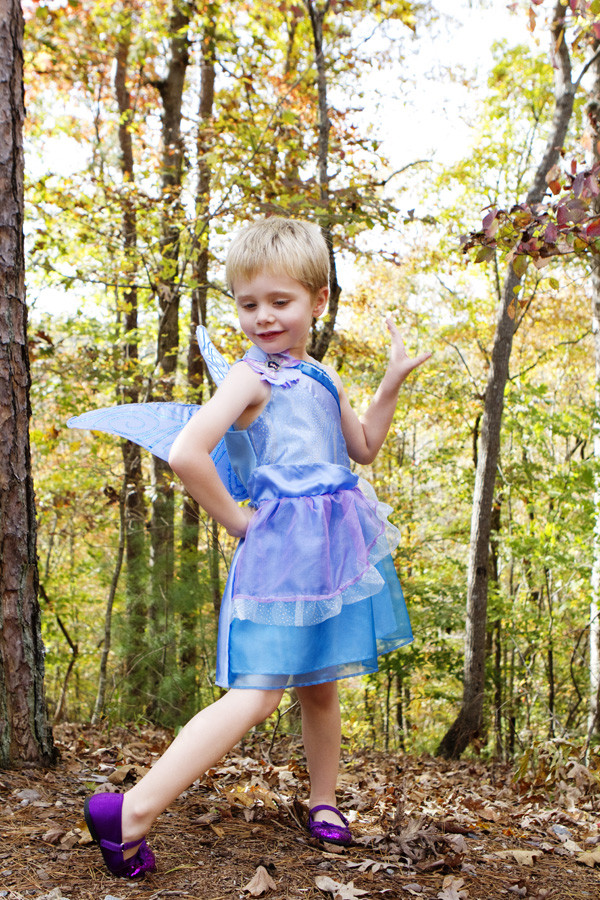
[
  {"xmin": 304, "ymin": 0, "xmax": 340, "ymax": 362},
  {"xmin": 539, "ymin": 566, "xmax": 555, "ymax": 738},
  {"xmin": 587, "ymin": 49, "xmax": 600, "ymax": 740},
  {"xmin": 437, "ymin": 1, "xmax": 576, "ymax": 759},
  {"xmin": 148, "ymin": 1, "xmax": 191, "ymax": 712},
  {"xmin": 180, "ymin": 17, "xmax": 216, "ymax": 673},
  {"xmin": 488, "ymin": 499, "xmax": 503, "ymax": 757},
  {"xmin": 114, "ymin": 11, "xmax": 148, "ymax": 701},
  {"xmin": 0, "ymin": 0, "xmax": 55, "ymax": 765},
  {"xmin": 92, "ymin": 488, "xmax": 126, "ymax": 724},
  {"xmin": 50, "ymin": 605, "xmax": 78, "ymax": 726}
]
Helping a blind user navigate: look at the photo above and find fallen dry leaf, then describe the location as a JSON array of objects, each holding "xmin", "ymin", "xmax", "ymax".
[
  {"xmin": 577, "ymin": 847, "xmax": 600, "ymax": 867},
  {"xmin": 436, "ymin": 875, "xmax": 469, "ymax": 900},
  {"xmin": 41, "ymin": 828, "xmax": 67, "ymax": 845},
  {"xmin": 491, "ymin": 849, "xmax": 543, "ymax": 866},
  {"xmin": 445, "ymin": 834, "xmax": 468, "ymax": 854},
  {"xmin": 346, "ymin": 858, "xmax": 384, "ymax": 873},
  {"xmin": 243, "ymin": 865, "xmax": 277, "ymax": 896},
  {"xmin": 223, "ymin": 787, "xmax": 255, "ymax": 808},
  {"xmin": 57, "ymin": 830, "xmax": 80, "ymax": 849},
  {"xmin": 315, "ymin": 874, "xmax": 369, "ymax": 899},
  {"xmin": 108, "ymin": 763, "xmax": 149, "ymax": 784}
]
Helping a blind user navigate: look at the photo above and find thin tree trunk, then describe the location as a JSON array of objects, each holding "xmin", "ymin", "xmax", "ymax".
[
  {"xmin": 180, "ymin": 20, "xmax": 216, "ymax": 671},
  {"xmin": 209, "ymin": 518, "xmax": 221, "ymax": 618},
  {"xmin": 589, "ymin": 283, "xmax": 600, "ymax": 736},
  {"xmin": 0, "ymin": 0, "xmax": 55, "ymax": 765},
  {"xmin": 53, "ymin": 617, "xmax": 78, "ymax": 727},
  {"xmin": 587, "ymin": 48, "xmax": 600, "ymax": 741},
  {"xmin": 92, "ymin": 488, "xmax": 126, "ymax": 724},
  {"xmin": 395, "ymin": 670, "xmax": 406, "ymax": 751},
  {"xmin": 437, "ymin": 1, "xmax": 576, "ymax": 759},
  {"xmin": 148, "ymin": 1, "xmax": 191, "ymax": 710},
  {"xmin": 488, "ymin": 499, "xmax": 503, "ymax": 757},
  {"xmin": 304, "ymin": 0, "xmax": 340, "ymax": 362},
  {"xmin": 113, "ymin": 10, "xmax": 148, "ymax": 697}
]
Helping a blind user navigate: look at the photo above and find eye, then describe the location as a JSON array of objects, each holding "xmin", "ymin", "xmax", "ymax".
[{"xmin": 274, "ymin": 298, "xmax": 289, "ymax": 307}]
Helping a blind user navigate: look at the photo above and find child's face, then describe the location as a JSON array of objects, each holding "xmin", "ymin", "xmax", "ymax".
[{"xmin": 233, "ymin": 271, "xmax": 328, "ymax": 359}]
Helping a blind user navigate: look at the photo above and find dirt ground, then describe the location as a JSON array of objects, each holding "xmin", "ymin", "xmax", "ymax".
[{"xmin": 1, "ymin": 723, "xmax": 600, "ymax": 900}]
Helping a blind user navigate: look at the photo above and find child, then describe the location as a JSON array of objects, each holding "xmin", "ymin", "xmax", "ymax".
[{"xmin": 82, "ymin": 217, "xmax": 430, "ymax": 879}]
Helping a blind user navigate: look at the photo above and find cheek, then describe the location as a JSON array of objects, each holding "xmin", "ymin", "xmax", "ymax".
[{"xmin": 236, "ymin": 311, "xmax": 252, "ymax": 334}]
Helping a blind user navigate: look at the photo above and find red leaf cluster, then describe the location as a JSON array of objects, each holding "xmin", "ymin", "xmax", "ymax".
[{"xmin": 461, "ymin": 159, "xmax": 600, "ymax": 270}]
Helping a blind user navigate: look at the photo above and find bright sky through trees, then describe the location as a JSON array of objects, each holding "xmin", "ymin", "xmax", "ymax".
[{"xmin": 24, "ymin": 1, "xmax": 533, "ymax": 313}]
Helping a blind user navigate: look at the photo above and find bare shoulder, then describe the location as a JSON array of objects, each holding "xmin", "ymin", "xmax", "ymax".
[
  {"xmin": 169, "ymin": 359, "xmax": 269, "ymax": 462},
  {"xmin": 228, "ymin": 359, "xmax": 271, "ymax": 428},
  {"xmin": 220, "ymin": 359, "xmax": 270, "ymax": 404}
]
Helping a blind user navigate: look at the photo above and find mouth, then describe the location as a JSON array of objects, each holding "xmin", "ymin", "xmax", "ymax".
[{"xmin": 256, "ymin": 331, "xmax": 283, "ymax": 340}]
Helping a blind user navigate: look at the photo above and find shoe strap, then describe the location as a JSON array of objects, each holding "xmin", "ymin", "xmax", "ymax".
[
  {"xmin": 309, "ymin": 804, "xmax": 349, "ymax": 826},
  {"xmin": 100, "ymin": 837, "xmax": 142, "ymax": 853}
]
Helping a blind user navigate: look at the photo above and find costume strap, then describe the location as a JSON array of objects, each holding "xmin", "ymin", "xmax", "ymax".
[{"xmin": 297, "ymin": 360, "xmax": 340, "ymax": 413}]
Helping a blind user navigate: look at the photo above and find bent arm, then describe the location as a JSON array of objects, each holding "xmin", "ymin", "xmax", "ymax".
[
  {"xmin": 168, "ymin": 364, "xmax": 268, "ymax": 537},
  {"xmin": 338, "ymin": 319, "xmax": 431, "ymax": 465}
]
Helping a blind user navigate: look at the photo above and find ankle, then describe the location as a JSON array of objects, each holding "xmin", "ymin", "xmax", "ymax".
[
  {"xmin": 309, "ymin": 797, "xmax": 342, "ymax": 823},
  {"xmin": 121, "ymin": 792, "xmax": 154, "ymax": 841}
]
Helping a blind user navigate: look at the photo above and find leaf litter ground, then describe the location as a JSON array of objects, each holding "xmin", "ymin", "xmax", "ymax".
[{"xmin": 2, "ymin": 723, "xmax": 600, "ymax": 900}]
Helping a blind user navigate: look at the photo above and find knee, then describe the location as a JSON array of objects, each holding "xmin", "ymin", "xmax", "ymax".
[
  {"xmin": 297, "ymin": 681, "xmax": 339, "ymax": 713},
  {"xmin": 249, "ymin": 688, "xmax": 284, "ymax": 722}
]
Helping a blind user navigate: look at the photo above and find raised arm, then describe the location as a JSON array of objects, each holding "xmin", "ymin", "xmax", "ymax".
[
  {"xmin": 168, "ymin": 363, "xmax": 269, "ymax": 537},
  {"xmin": 336, "ymin": 318, "xmax": 431, "ymax": 465}
]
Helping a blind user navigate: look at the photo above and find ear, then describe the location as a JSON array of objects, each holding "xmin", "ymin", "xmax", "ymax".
[{"xmin": 312, "ymin": 286, "xmax": 329, "ymax": 318}]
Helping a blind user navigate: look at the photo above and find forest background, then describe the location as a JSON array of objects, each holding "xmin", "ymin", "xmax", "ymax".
[{"xmin": 19, "ymin": 0, "xmax": 600, "ymax": 767}]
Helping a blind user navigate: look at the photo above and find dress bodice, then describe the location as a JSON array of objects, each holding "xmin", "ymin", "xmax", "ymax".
[{"xmin": 224, "ymin": 364, "xmax": 351, "ymax": 494}]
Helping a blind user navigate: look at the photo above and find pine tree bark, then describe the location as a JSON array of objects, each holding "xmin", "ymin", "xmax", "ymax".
[
  {"xmin": 437, "ymin": 1, "xmax": 576, "ymax": 759},
  {"xmin": 0, "ymin": 0, "xmax": 55, "ymax": 765}
]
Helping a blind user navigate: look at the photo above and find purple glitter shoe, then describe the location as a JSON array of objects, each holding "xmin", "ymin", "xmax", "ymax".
[
  {"xmin": 84, "ymin": 792, "xmax": 156, "ymax": 879},
  {"xmin": 308, "ymin": 804, "xmax": 352, "ymax": 846}
]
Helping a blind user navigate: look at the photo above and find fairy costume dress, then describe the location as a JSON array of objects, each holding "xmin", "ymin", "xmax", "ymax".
[{"xmin": 68, "ymin": 328, "xmax": 413, "ymax": 689}]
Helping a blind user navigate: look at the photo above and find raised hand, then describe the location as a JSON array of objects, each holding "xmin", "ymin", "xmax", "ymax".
[{"xmin": 385, "ymin": 317, "xmax": 431, "ymax": 385}]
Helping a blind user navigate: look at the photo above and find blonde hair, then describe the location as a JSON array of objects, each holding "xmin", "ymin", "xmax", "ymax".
[{"xmin": 226, "ymin": 217, "xmax": 330, "ymax": 296}]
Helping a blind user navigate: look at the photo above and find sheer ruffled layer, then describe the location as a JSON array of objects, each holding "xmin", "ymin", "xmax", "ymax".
[
  {"xmin": 230, "ymin": 464, "xmax": 400, "ymax": 627},
  {"xmin": 217, "ymin": 554, "xmax": 412, "ymax": 690}
]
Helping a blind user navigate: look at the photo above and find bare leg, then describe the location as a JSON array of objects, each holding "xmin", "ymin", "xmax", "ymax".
[
  {"xmin": 296, "ymin": 681, "xmax": 345, "ymax": 826},
  {"xmin": 119, "ymin": 688, "xmax": 283, "ymax": 855}
]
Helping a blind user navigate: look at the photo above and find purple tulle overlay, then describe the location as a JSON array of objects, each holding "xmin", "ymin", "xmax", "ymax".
[{"xmin": 231, "ymin": 477, "xmax": 396, "ymax": 627}]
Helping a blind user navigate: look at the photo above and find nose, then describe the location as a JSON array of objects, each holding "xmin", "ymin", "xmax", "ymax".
[{"xmin": 256, "ymin": 303, "xmax": 275, "ymax": 324}]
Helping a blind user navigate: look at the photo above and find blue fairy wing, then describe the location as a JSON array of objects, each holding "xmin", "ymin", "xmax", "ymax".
[
  {"xmin": 68, "ymin": 402, "xmax": 248, "ymax": 501},
  {"xmin": 67, "ymin": 403, "xmax": 200, "ymax": 463},
  {"xmin": 197, "ymin": 325, "xmax": 230, "ymax": 385}
]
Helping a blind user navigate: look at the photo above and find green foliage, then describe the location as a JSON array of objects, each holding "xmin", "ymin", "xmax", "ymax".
[{"xmin": 21, "ymin": 0, "xmax": 600, "ymax": 761}]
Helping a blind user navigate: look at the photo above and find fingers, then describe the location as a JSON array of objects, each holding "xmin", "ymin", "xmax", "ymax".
[
  {"xmin": 413, "ymin": 351, "xmax": 432, "ymax": 366},
  {"xmin": 385, "ymin": 317, "xmax": 431, "ymax": 366},
  {"xmin": 385, "ymin": 316, "xmax": 399, "ymax": 335}
]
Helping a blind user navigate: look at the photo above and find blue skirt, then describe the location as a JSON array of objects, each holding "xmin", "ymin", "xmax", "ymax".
[{"xmin": 214, "ymin": 463, "xmax": 413, "ymax": 690}]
